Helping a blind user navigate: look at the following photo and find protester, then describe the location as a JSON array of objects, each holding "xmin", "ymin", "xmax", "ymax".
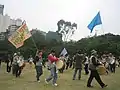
[
  {"xmin": 65, "ymin": 54, "xmax": 70, "ymax": 70},
  {"xmin": 83, "ymin": 53, "xmax": 89, "ymax": 75},
  {"xmin": 28, "ymin": 55, "xmax": 34, "ymax": 67},
  {"xmin": 73, "ymin": 51, "xmax": 83, "ymax": 80},
  {"xmin": 108, "ymin": 53, "xmax": 116, "ymax": 73},
  {"xmin": 6, "ymin": 54, "xmax": 12, "ymax": 73},
  {"xmin": 0, "ymin": 58, "xmax": 2, "ymax": 68},
  {"xmin": 87, "ymin": 50, "xmax": 107, "ymax": 88},
  {"xmin": 45, "ymin": 50, "xmax": 59, "ymax": 86},
  {"xmin": 34, "ymin": 50, "xmax": 43, "ymax": 82},
  {"xmin": 12, "ymin": 53, "xmax": 19, "ymax": 76},
  {"xmin": 16, "ymin": 52, "xmax": 25, "ymax": 77}
]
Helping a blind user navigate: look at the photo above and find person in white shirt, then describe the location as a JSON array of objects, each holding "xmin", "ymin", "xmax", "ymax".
[
  {"xmin": 108, "ymin": 53, "xmax": 116, "ymax": 73},
  {"xmin": 28, "ymin": 55, "xmax": 34, "ymax": 67},
  {"xmin": 83, "ymin": 54, "xmax": 89, "ymax": 75}
]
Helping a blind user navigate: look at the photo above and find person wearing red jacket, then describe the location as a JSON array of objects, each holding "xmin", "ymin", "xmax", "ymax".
[{"xmin": 45, "ymin": 50, "xmax": 59, "ymax": 86}]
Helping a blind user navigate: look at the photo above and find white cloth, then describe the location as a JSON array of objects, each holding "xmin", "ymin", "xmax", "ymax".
[
  {"xmin": 109, "ymin": 56, "xmax": 115, "ymax": 64},
  {"xmin": 29, "ymin": 57, "xmax": 33, "ymax": 62},
  {"xmin": 60, "ymin": 48, "xmax": 68, "ymax": 56},
  {"xmin": 85, "ymin": 56, "xmax": 89, "ymax": 64}
]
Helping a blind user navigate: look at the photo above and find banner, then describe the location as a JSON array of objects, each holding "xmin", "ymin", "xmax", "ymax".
[{"xmin": 8, "ymin": 23, "xmax": 31, "ymax": 48}]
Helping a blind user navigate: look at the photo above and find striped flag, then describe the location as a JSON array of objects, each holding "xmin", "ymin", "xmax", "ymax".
[{"xmin": 60, "ymin": 48, "xmax": 68, "ymax": 56}]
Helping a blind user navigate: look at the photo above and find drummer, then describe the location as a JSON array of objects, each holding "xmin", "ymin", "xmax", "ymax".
[
  {"xmin": 87, "ymin": 50, "xmax": 107, "ymax": 88},
  {"xmin": 12, "ymin": 53, "xmax": 19, "ymax": 76},
  {"xmin": 45, "ymin": 50, "xmax": 59, "ymax": 86},
  {"xmin": 28, "ymin": 55, "xmax": 34, "ymax": 67},
  {"xmin": 108, "ymin": 53, "xmax": 116, "ymax": 73},
  {"xmin": 16, "ymin": 52, "xmax": 24, "ymax": 77}
]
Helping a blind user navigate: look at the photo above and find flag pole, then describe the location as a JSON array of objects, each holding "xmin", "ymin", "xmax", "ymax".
[
  {"xmin": 30, "ymin": 35, "xmax": 40, "ymax": 56},
  {"xmin": 31, "ymin": 35, "xmax": 38, "ymax": 50},
  {"xmin": 101, "ymin": 24, "xmax": 104, "ymax": 35},
  {"xmin": 23, "ymin": 21, "xmax": 39, "ymax": 55},
  {"xmin": 95, "ymin": 29, "xmax": 98, "ymax": 36},
  {"xmin": 22, "ymin": 21, "xmax": 38, "ymax": 50}
]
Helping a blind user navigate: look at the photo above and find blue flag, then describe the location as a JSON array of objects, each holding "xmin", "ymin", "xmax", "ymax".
[{"xmin": 87, "ymin": 12, "xmax": 102, "ymax": 33}]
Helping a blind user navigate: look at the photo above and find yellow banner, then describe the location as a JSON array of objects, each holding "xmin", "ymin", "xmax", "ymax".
[{"xmin": 8, "ymin": 23, "xmax": 31, "ymax": 48}]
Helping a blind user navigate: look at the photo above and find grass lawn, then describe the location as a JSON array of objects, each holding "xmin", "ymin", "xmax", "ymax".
[{"xmin": 0, "ymin": 63, "xmax": 120, "ymax": 90}]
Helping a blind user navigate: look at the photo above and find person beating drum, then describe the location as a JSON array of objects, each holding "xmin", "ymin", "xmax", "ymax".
[
  {"xmin": 45, "ymin": 50, "xmax": 59, "ymax": 86},
  {"xmin": 87, "ymin": 50, "xmax": 107, "ymax": 88}
]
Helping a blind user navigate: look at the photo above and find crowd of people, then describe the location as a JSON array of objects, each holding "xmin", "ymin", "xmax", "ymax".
[{"xmin": 0, "ymin": 49, "xmax": 120, "ymax": 88}]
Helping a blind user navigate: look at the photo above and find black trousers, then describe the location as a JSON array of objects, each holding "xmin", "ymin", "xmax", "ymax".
[
  {"xmin": 73, "ymin": 68, "xmax": 81, "ymax": 80},
  {"xmin": 87, "ymin": 70, "xmax": 105, "ymax": 87},
  {"xmin": 69, "ymin": 62, "xmax": 73, "ymax": 68},
  {"xmin": 59, "ymin": 64, "xmax": 65, "ymax": 73},
  {"xmin": 15, "ymin": 65, "xmax": 22, "ymax": 77},
  {"xmin": 66, "ymin": 62, "xmax": 69, "ymax": 70},
  {"xmin": 6, "ymin": 62, "xmax": 11, "ymax": 73},
  {"xmin": 0, "ymin": 60, "xmax": 1, "ymax": 67},
  {"xmin": 35, "ymin": 66, "xmax": 43, "ymax": 81},
  {"xmin": 42, "ymin": 61, "xmax": 46, "ymax": 68},
  {"xmin": 84, "ymin": 64, "xmax": 89, "ymax": 75},
  {"xmin": 110, "ymin": 63, "xmax": 115, "ymax": 73},
  {"xmin": 12, "ymin": 64, "xmax": 16, "ymax": 75}
]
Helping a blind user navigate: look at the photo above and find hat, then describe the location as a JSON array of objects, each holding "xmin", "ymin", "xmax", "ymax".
[{"xmin": 91, "ymin": 50, "xmax": 97, "ymax": 55}]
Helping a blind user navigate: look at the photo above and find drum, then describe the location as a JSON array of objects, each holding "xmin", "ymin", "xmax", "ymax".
[
  {"xmin": 56, "ymin": 60, "xmax": 64, "ymax": 69},
  {"xmin": 97, "ymin": 65, "xmax": 107, "ymax": 75}
]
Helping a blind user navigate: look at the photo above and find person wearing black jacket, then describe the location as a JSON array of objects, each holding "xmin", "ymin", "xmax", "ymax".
[
  {"xmin": 87, "ymin": 50, "xmax": 107, "ymax": 88},
  {"xmin": 6, "ymin": 54, "xmax": 12, "ymax": 73},
  {"xmin": 72, "ymin": 51, "xmax": 83, "ymax": 80}
]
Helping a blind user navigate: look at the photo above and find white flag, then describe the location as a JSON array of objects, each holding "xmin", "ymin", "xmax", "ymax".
[{"xmin": 60, "ymin": 48, "xmax": 68, "ymax": 56}]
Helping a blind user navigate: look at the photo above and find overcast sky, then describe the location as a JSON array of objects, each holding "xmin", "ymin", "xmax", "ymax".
[{"xmin": 1, "ymin": 0, "xmax": 120, "ymax": 41}]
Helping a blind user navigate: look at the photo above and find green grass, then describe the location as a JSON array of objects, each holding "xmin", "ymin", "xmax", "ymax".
[{"xmin": 0, "ymin": 63, "xmax": 120, "ymax": 90}]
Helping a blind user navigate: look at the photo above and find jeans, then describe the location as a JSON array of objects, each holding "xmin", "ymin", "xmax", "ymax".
[
  {"xmin": 46, "ymin": 66, "xmax": 57, "ymax": 84},
  {"xmin": 73, "ymin": 68, "xmax": 81, "ymax": 80},
  {"xmin": 35, "ymin": 66, "xmax": 43, "ymax": 81}
]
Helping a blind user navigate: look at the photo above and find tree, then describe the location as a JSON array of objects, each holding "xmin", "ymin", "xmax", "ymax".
[{"xmin": 57, "ymin": 19, "xmax": 77, "ymax": 41}]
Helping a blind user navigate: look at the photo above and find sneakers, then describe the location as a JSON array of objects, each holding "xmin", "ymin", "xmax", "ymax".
[
  {"xmin": 87, "ymin": 85, "xmax": 93, "ymax": 88},
  {"xmin": 102, "ymin": 85, "xmax": 108, "ymax": 88},
  {"xmin": 53, "ymin": 83, "xmax": 58, "ymax": 86},
  {"xmin": 37, "ymin": 80, "xmax": 40, "ymax": 83},
  {"xmin": 45, "ymin": 79, "xmax": 49, "ymax": 84},
  {"xmin": 45, "ymin": 79, "xmax": 58, "ymax": 86}
]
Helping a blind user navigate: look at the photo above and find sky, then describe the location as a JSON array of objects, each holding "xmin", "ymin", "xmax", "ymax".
[{"xmin": 1, "ymin": 0, "xmax": 120, "ymax": 41}]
